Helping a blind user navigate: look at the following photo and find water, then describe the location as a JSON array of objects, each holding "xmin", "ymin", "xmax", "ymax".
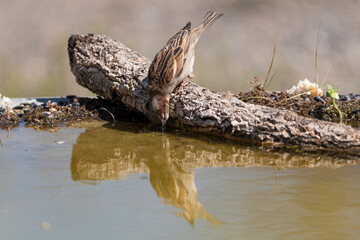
[{"xmin": 0, "ymin": 122, "xmax": 359, "ymax": 240}]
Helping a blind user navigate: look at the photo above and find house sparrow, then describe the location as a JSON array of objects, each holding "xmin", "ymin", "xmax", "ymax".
[{"xmin": 147, "ymin": 11, "xmax": 223, "ymax": 131}]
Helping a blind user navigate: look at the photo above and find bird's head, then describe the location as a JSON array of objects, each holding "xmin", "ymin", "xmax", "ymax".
[{"xmin": 146, "ymin": 94, "xmax": 170, "ymax": 131}]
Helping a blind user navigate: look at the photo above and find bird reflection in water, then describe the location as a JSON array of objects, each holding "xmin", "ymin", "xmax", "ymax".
[
  {"xmin": 70, "ymin": 124, "xmax": 224, "ymax": 226},
  {"xmin": 71, "ymin": 123, "xmax": 356, "ymax": 226},
  {"xmin": 148, "ymin": 137, "xmax": 224, "ymax": 226}
]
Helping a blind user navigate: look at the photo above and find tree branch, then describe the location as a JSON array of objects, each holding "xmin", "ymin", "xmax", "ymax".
[{"xmin": 68, "ymin": 34, "xmax": 360, "ymax": 155}]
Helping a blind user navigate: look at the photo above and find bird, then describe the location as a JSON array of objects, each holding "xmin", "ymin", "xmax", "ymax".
[{"xmin": 146, "ymin": 11, "xmax": 223, "ymax": 131}]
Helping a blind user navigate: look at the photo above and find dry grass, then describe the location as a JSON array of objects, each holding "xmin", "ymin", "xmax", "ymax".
[
  {"xmin": 314, "ymin": 21, "xmax": 322, "ymax": 92},
  {"xmin": 263, "ymin": 36, "xmax": 277, "ymax": 90}
]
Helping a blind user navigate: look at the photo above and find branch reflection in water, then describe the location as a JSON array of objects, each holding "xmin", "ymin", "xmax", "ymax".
[{"xmin": 70, "ymin": 122, "xmax": 358, "ymax": 226}]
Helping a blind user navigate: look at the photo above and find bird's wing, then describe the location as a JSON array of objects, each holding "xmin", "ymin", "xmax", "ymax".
[
  {"xmin": 148, "ymin": 46, "xmax": 175, "ymax": 88},
  {"xmin": 165, "ymin": 22, "xmax": 191, "ymax": 77},
  {"xmin": 165, "ymin": 22, "xmax": 191, "ymax": 47},
  {"xmin": 148, "ymin": 22, "xmax": 192, "ymax": 87}
]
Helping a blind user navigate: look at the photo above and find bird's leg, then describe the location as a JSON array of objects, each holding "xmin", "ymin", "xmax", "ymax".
[{"xmin": 173, "ymin": 73, "xmax": 194, "ymax": 96}]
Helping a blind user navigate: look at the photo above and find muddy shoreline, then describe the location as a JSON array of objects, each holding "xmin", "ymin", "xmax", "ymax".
[
  {"xmin": 0, "ymin": 96, "xmax": 142, "ymax": 130},
  {"xmin": 1, "ymin": 91, "xmax": 359, "ymax": 130}
]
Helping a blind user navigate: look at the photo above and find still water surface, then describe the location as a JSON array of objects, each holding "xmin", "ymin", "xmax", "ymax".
[{"xmin": 0, "ymin": 122, "xmax": 359, "ymax": 240}]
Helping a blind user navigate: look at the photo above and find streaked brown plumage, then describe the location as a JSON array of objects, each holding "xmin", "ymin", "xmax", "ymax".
[{"xmin": 147, "ymin": 11, "xmax": 223, "ymax": 130}]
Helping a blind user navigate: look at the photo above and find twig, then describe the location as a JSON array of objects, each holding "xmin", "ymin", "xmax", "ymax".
[
  {"xmin": 99, "ymin": 107, "xmax": 116, "ymax": 122},
  {"xmin": 277, "ymin": 90, "xmax": 314, "ymax": 104},
  {"xmin": 240, "ymin": 96, "xmax": 273, "ymax": 101}
]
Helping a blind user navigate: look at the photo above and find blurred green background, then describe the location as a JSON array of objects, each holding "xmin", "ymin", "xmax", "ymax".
[{"xmin": 1, "ymin": 0, "xmax": 359, "ymax": 97}]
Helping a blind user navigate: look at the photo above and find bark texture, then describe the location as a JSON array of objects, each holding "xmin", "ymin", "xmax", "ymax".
[{"xmin": 68, "ymin": 34, "xmax": 360, "ymax": 154}]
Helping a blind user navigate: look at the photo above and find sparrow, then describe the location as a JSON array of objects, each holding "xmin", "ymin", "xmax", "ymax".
[{"xmin": 146, "ymin": 11, "xmax": 223, "ymax": 131}]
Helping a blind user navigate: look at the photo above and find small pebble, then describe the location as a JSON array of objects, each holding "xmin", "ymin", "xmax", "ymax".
[
  {"xmin": 13, "ymin": 105, "xmax": 24, "ymax": 110},
  {"xmin": 42, "ymin": 221, "xmax": 51, "ymax": 230},
  {"xmin": 348, "ymin": 93, "xmax": 360, "ymax": 100},
  {"xmin": 40, "ymin": 112, "xmax": 52, "ymax": 119},
  {"xmin": 339, "ymin": 95, "xmax": 349, "ymax": 101},
  {"xmin": 66, "ymin": 95, "xmax": 77, "ymax": 103},
  {"xmin": 314, "ymin": 96, "xmax": 325, "ymax": 103},
  {"xmin": 31, "ymin": 103, "xmax": 39, "ymax": 108},
  {"xmin": 71, "ymin": 102, "xmax": 80, "ymax": 108},
  {"xmin": 57, "ymin": 100, "xmax": 66, "ymax": 106},
  {"xmin": 303, "ymin": 95, "xmax": 311, "ymax": 101}
]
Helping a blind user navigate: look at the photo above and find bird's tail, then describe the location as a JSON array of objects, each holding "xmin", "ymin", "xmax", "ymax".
[{"xmin": 195, "ymin": 11, "xmax": 223, "ymax": 33}]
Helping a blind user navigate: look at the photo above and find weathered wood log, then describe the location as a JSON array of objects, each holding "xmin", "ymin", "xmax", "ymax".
[{"xmin": 68, "ymin": 34, "xmax": 360, "ymax": 155}]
